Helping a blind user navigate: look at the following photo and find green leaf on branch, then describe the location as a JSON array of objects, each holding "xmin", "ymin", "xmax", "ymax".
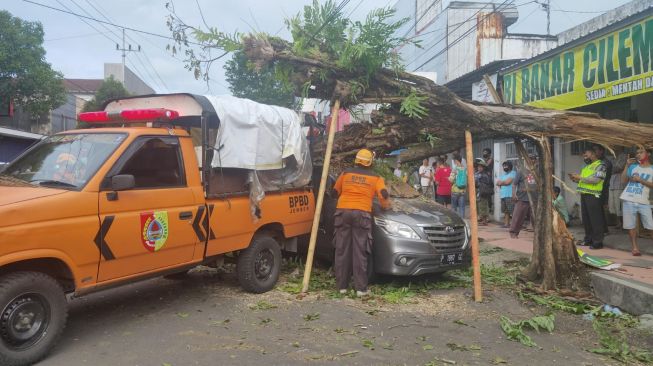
[
  {"xmin": 499, "ymin": 314, "xmax": 555, "ymax": 347},
  {"xmin": 400, "ymin": 91, "xmax": 428, "ymax": 119}
]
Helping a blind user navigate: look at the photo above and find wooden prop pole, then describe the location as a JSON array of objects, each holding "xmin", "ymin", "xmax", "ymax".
[
  {"xmin": 302, "ymin": 100, "xmax": 341, "ymax": 293},
  {"xmin": 464, "ymin": 130, "xmax": 483, "ymax": 302}
]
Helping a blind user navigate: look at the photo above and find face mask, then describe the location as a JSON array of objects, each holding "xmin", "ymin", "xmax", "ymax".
[
  {"xmin": 483, "ymin": 153, "xmax": 490, "ymax": 158},
  {"xmin": 640, "ymin": 153, "xmax": 649, "ymax": 164},
  {"xmin": 583, "ymin": 158, "xmax": 592, "ymax": 164},
  {"xmin": 503, "ymin": 168, "xmax": 510, "ymax": 172}
]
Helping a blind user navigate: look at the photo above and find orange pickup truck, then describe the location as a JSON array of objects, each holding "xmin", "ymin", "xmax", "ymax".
[{"xmin": 0, "ymin": 94, "xmax": 315, "ymax": 365}]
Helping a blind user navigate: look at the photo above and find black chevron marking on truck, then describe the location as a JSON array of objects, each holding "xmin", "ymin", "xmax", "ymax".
[
  {"xmin": 206, "ymin": 204, "xmax": 216, "ymax": 240},
  {"xmin": 192, "ymin": 206, "xmax": 206, "ymax": 242},
  {"xmin": 94, "ymin": 216, "xmax": 116, "ymax": 260}
]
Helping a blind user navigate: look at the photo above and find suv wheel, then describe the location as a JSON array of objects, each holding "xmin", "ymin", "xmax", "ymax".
[
  {"xmin": 0, "ymin": 272, "xmax": 68, "ymax": 366},
  {"xmin": 237, "ymin": 235, "xmax": 281, "ymax": 293}
]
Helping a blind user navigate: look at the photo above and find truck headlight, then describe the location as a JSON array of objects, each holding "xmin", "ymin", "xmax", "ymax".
[{"xmin": 375, "ymin": 217, "xmax": 421, "ymax": 240}]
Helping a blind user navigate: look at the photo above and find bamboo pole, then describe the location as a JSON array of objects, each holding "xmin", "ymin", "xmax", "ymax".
[
  {"xmin": 302, "ymin": 100, "xmax": 340, "ymax": 293},
  {"xmin": 482, "ymin": 74, "xmax": 502, "ymax": 104},
  {"xmin": 464, "ymin": 130, "xmax": 483, "ymax": 302}
]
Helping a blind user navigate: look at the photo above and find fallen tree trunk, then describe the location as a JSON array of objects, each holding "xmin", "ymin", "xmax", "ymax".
[{"xmin": 240, "ymin": 35, "xmax": 653, "ymax": 291}]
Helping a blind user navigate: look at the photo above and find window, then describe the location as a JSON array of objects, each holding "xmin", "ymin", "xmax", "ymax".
[
  {"xmin": 1, "ymin": 133, "xmax": 127, "ymax": 189},
  {"xmin": 416, "ymin": 0, "xmax": 441, "ymax": 33},
  {"xmin": 114, "ymin": 137, "xmax": 185, "ymax": 188}
]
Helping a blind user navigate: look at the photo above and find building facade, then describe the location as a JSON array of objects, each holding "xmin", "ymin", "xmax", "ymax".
[{"xmin": 499, "ymin": 1, "xmax": 653, "ymax": 216}]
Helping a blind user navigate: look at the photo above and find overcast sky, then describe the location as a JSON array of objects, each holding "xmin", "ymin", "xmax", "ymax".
[{"xmin": 4, "ymin": 0, "xmax": 634, "ymax": 95}]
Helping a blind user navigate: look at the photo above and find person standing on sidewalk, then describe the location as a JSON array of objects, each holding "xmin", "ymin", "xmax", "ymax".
[
  {"xmin": 449, "ymin": 153, "xmax": 467, "ymax": 218},
  {"xmin": 419, "ymin": 159, "xmax": 433, "ymax": 199},
  {"xmin": 509, "ymin": 155, "xmax": 538, "ymax": 238},
  {"xmin": 594, "ymin": 145, "xmax": 613, "ymax": 234},
  {"xmin": 570, "ymin": 147, "xmax": 607, "ymax": 249},
  {"xmin": 496, "ymin": 161, "xmax": 516, "ymax": 228},
  {"xmin": 474, "ymin": 158, "xmax": 493, "ymax": 225},
  {"xmin": 609, "ymin": 151, "xmax": 628, "ymax": 229},
  {"xmin": 434, "ymin": 158, "xmax": 452, "ymax": 207},
  {"xmin": 333, "ymin": 149, "xmax": 390, "ymax": 297},
  {"xmin": 620, "ymin": 148, "xmax": 653, "ymax": 256}
]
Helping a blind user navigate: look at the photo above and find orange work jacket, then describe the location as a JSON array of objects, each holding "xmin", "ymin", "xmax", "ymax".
[{"xmin": 334, "ymin": 167, "xmax": 390, "ymax": 212}]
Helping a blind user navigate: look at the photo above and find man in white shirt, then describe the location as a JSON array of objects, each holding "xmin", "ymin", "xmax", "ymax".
[
  {"xmin": 620, "ymin": 148, "xmax": 653, "ymax": 256},
  {"xmin": 419, "ymin": 159, "xmax": 433, "ymax": 198}
]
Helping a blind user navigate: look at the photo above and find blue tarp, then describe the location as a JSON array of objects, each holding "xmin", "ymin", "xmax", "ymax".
[{"xmin": 386, "ymin": 148, "xmax": 407, "ymax": 156}]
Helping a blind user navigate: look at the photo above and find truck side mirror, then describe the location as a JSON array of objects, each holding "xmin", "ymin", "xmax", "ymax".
[{"xmin": 111, "ymin": 174, "xmax": 135, "ymax": 191}]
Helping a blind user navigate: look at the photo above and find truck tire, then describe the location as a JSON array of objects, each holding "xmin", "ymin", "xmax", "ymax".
[
  {"xmin": 0, "ymin": 272, "xmax": 67, "ymax": 366},
  {"xmin": 237, "ymin": 235, "xmax": 281, "ymax": 293}
]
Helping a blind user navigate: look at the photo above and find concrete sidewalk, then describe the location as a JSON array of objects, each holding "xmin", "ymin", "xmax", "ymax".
[{"xmin": 476, "ymin": 222, "xmax": 653, "ymax": 314}]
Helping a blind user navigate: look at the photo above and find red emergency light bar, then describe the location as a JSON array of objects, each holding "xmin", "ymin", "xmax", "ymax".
[{"xmin": 78, "ymin": 108, "xmax": 180, "ymax": 123}]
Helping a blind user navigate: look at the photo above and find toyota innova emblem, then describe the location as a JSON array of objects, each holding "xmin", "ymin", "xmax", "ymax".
[{"xmin": 445, "ymin": 226, "xmax": 455, "ymax": 233}]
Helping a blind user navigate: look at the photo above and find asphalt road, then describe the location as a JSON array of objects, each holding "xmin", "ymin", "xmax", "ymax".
[{"xmin": 36, "ymin": 266, "xmax": 625, "ymax": 366}]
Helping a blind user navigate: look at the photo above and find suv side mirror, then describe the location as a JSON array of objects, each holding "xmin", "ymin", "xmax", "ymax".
[{"xmin": 111, "ymin": 174, "xmax": 135, "ymax": 191}]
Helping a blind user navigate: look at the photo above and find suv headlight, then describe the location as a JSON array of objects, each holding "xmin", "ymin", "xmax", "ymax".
[
  {"xmin": 375, "ymin": 217, "xmax": 421, "ymax": 240},
  {"xmin": 462, "ymin": 220, "xmax": 471, "ymax": 249}
]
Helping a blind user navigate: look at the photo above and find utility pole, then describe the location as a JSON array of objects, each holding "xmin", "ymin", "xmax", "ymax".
[
  {"xmin": 546, "ymin": 0, "xmax": 550, "ymax": 35},
  {"xmin": 536, "ymin": 0, "xmax": 551, "ymax": 35},
  {"xmin": 115, "ymin": 28, "xmax": 141, "ymax": 79}
]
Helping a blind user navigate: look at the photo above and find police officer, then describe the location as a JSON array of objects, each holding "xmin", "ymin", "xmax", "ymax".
[
  {"xmin": 333, "ymin": 149, "xmax": 390, "ymax": 297},
  {"xmin": 570, "ymin": 147, "xmax": 607, "ymax": 249}
]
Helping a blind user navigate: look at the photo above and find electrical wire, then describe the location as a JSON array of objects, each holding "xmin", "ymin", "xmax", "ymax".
[
  {"xmin": 412, "ymin": 0, "xmax": 513, "ymax": 71},
  {"xmin": 23, "ymin": 0, "xmax": 203, "ymax": 45}
]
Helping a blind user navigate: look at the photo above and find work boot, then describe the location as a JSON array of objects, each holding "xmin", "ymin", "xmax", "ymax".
[
  {"xmin": 589, "ymin": 243, "xmax": 604, "ymax": 250},
  {"xmin": 356, "ymin": 290, "xmax": 369, "ymax": 297},
  {"xmin": 339, "ymin": 289, "xmax": 347, "ymax": 295}
]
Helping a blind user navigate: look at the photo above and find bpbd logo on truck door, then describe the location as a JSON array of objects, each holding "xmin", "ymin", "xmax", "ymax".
[
  {"xmin": 140, "ymin": 211, "xmax": 169, "ymax": 252},
  {"xmin": 289, "ymin": 194, "xmax": 310, "ymax": 214}
]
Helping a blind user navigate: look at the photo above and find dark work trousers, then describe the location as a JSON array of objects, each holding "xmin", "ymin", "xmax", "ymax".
[
  {"xmin": 333, "ymin": 208, "xmax": 373, "ymax": 292},
  {"xmin": 581, "ymin": 193, "xmax": 605, "ymax": 245},
  {"xmin": 509, "ymin": 200, "xmax": 531, "ymax": 237}
]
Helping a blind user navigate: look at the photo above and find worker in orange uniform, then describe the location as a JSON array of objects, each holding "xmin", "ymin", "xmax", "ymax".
[{"xmin": 333, "ymin": 149, "xmax": 390, "ymax": 297}]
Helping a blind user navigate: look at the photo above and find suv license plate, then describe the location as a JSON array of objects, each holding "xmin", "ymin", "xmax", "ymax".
[{"xmin": 441, "ymin": 252, "xmax": 463, "ymax": 265}]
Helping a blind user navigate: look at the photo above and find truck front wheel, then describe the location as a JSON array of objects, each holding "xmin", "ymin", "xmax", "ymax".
[
  {"xmin": 0, "ymin": 272, "xmax": 67, "ymax": 366},
  {"xmin": 237, "ymin": 235, "xmax": 282, "ymax": 293}
]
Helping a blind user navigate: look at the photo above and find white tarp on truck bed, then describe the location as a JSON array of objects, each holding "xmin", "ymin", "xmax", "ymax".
[
  {"xmin": 204, "ymin": 95, "xmax": 312, "ymax": 220},
  {"xmin": 205, "ymin": 95, "xmax": 307, "ymax": 171}
]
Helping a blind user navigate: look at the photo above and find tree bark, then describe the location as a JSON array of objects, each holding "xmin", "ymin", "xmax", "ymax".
[{"xmin": 241, "ymin": 34, "xmax": 653, "ymax": 290}]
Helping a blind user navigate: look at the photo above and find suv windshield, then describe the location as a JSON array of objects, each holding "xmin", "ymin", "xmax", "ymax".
[{"xmin": 1, "ymin": 133, "xmax": 127, "ymax": 189}]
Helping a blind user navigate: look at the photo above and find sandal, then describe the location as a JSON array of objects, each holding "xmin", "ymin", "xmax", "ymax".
[{"xmin": 632, "ymin": 250, "xmax": 642, "ymax": 257}]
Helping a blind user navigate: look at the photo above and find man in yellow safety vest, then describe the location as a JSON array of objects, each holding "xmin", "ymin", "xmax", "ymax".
[{"xmin": 569, "ymin": 147, "xmax": 608, "ymax": 249}]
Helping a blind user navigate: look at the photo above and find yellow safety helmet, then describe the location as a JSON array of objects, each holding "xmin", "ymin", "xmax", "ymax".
[
  {"xmin": 355, "ymin": 149, "xmax": 374, "ymax": 167},
  {"xmin": 56, "ymin": 153, "xmax": 77, "ymax": 165}
]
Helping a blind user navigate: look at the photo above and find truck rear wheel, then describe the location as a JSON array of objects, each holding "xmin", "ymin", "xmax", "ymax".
[
  {"xmin": 237, "ymin": 235, "xmax": 281, "ymax": 293},
  {"xmin": 0, "ymin": 272, "xmax": 67, "ymax": 366}
]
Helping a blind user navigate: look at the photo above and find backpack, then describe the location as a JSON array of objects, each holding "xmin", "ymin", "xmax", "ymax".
[{"xmin": 455, "ymin": 167, "xmax": 467, "ymax": 189}]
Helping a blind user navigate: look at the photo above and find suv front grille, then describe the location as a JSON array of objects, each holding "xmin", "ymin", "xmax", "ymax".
[{"xmin": 422, "ymin": 225, "xmax": 466, "ymax": 251}]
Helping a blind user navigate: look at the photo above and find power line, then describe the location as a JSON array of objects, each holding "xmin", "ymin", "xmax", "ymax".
[
  {"xmin": 407, "ymin": 1, "xmax": 496, "ymax": 69},
  {"xmin": 76, "ymin": 0, "xmax": 170, "ymax": 92},
  {"xmin": 52, "ymin": 0, "xmax": 119, "ymax": 45},
  {"xmin": 68, "ymin": 0, "xmax": 123, "ymax": 41},
  {"xmin": 412, "ymin": 0, "xmax": 513, "ymax": 71},
  {"xmin": 23, "ymin": 0, "xmax": 201, "ymax": 45},
  {"xmin": 305, "ymin": 0, "xmax": 353, "ymax": 46}
]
